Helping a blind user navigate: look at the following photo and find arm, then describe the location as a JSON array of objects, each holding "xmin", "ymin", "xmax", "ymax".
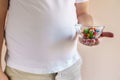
[
  {"xmin": 75, "ymin": 1, "xmax": 114, "ymax": 46},
  {"xmin": 75, "ymin": 1, "xmax": 93, "ymax": 26},
  {"xmin": 75, "ymin": 1, "xmax": 97, "ymax": 46},
  {"xmin": 0, "ymin": 0, "xmax": 8, "ymax": 72},
  {"xmin": 0, "ymin": 0, "xmax": 9, "ymax": 80}
]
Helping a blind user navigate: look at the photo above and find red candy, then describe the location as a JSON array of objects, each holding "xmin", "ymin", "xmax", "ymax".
[{"xmin": 82, "ymin": 27, "xmax": 100, "ymax": 39}]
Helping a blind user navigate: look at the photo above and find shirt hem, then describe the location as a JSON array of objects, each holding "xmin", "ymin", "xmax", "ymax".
[{"xmin": 6, "ymin": 53, "xmax": 82, "ymax": 74}]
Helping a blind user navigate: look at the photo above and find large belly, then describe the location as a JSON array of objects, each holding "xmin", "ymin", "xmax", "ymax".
[{"xmin": 5, "ymin": 0, "xmax": 78, "ymax": 58}]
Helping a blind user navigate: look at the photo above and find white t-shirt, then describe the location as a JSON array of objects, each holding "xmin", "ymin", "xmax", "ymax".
[{"xmin": 5, "ymin": 0, "xmax": 88, "ymax": 74}]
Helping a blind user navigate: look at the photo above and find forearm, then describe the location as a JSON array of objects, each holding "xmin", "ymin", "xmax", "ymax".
[
  {"xmin": 0, "ymin": 20, "xmax": 5, "ymax": 71},
  {"xmin": 77, "ymin": 13, "xmax": 93, "ymax": 26},
  {"xmin": 0, "ymin": 0, "xmax": 8, "ymax": 71},
  {"xmin": 75, "ymin": 1, "xmax": 93, "ymax": 25}
]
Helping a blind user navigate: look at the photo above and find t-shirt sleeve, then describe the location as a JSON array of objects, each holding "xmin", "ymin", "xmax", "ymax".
[{"xmin": 75, "ymin": 0, "xmax": 89, "ymax": 3}]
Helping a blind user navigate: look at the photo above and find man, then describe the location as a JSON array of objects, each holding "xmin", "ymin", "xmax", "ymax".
[{"xmin": 0, "ymin": 0, "xmax": 113, "ymax": 80}]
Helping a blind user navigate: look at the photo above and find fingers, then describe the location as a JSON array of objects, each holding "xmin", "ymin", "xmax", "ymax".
[
  {"xmin": 89, "ymin": 39, "xmax": 99, "ymax": 46},
  {"xmin": 79, "ymin": 38, "xmax": 99, "ymax": 46},
  {"xmin": 101, "ymin": 32, "xmax": 114, "ymax": 38},
  {"xmin": 94, "ymin": 39, "xmax": 99, "ymax": 45}
]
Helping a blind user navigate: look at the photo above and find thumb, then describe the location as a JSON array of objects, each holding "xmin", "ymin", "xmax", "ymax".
[{"xmin": 100, "ymin": 32, "xmax": 114, "ymax": 38}]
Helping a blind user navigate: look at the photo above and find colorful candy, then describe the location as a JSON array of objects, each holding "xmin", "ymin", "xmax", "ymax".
[{"xmin": 82, "ymin": 27, "xmax": 100, "ymax": 39}]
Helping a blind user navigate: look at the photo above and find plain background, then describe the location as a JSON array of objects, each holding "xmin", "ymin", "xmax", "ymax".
[
  {"xmin": 1, "ymin": 0, "xmax": 120, "ymax": 80},
  {"xmin": 78, "ymin": 0, "xmax": 120, "ymax": 80}
]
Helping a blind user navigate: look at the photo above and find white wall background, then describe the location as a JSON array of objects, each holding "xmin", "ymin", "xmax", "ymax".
[
  {"xmin": 1, "ymin": 0, "xmax": 120, "ymax": 80},
  {"xmin": 78, "ymin": 0, "xmax": 120, "ymax": 80}
]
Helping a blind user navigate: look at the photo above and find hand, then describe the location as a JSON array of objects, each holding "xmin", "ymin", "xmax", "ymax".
[
  {"xmin": 76, "ymin": 13, "xmax": 114, "ymax": 46},
  {"xmin": 79, "ymin": 32, "xmax": 114, "ymax": 46},
  {"xmin": 79, "ymin": 38, "xmax": 99, "ymax": 46},
  {"xmin": 0, "ymin": 71, "xmax": 9, "ymax": 80}
]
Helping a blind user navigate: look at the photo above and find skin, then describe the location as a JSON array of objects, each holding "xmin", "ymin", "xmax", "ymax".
[
  {"xmin": 75, "ymin": 1, "xmax": 114, "ymax": 46},
  {"xmin": 0, "ymin": 0, "xmax": 9, "ymax": 80},
  {"xmin": 0, "ymin": 0, "xmax": 114, "ymax": 80}
]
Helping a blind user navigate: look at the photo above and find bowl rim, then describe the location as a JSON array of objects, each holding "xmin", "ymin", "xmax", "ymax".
[
  {"xmin": 81, "ymin": 25, "xmax": 105, "ymax": 32},
  {"xmin": 79, "ymin": 25, "xmax": 105, "ymax": 39}
]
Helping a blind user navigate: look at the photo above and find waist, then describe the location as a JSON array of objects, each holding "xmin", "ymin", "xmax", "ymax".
[{"xmin": 5, "ymin": 49, "xmax": 81, "ymax": 74}]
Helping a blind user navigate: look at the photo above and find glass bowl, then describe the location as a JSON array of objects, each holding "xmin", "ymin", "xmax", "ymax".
[{"xmin": 75, "ymin": 24, "xmax": 105, "ymax": 39}]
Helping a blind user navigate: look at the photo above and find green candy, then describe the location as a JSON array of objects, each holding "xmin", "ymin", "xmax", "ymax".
[
  {"xmin": 89, "ymin": 31, "xmax": 93, "ymax": 39},
  {"xmin": 84, "ymin": 29, "xmax": 89, "ymax": 34},
  {"xmin": 89, "ymin": 36, "xmax": 93, "ymax": 39},
  {"xmin": 89, "ymin": 31, "xmax": 93, "ymax": 35}
]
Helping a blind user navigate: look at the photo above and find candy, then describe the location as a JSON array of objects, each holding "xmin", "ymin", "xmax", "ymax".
[
  {"xmin": 93, "ymin": 32, "xmax": 97, "ymax": 35},
  {"xmin": 96, "ymin": 29, "xmax": 100, "ymax": 32},
  {"xmin": 82, "ymin": 27, "xmax": 100, "ymax": 39},
  {"xmin": 84, "ymin": 29, "xmax": 89, "ymax": 34}
]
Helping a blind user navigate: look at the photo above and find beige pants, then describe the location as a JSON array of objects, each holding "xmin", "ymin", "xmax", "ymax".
[{"xmin": 4, "ymin": 60, "xmax": 82, "ymax": 80}]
